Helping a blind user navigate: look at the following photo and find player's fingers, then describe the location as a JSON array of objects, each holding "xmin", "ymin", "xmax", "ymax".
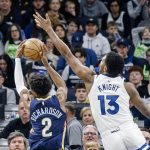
[
  {"xmin": 33, "ymin": 14, "xmax": 42, "ymax": 23},
  {"xmin": 46, "ymin": 13, "xmax": 50, "ymax": 22},
  {"xmin": 18, "ymin": 40, "xmax": 26, "ymax": 48},
  {"xmin": 36, "ymin": 12, "xmax": 45, "ymax": 22},
  {"xmin": 34, "ymin": 19, "xmax": 41, "ymax": 25},
  {"xmin": 43, "ymin": 44, "xmax": 48, "ymax": 53},
  {"xmin": 34, "ymin": 16, "xmax": 42, "ymax": 24}
]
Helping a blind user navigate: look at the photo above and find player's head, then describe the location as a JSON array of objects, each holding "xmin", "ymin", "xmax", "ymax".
[
  {"xmin": 100, "ymin": 52, "xmax": 124, "ymax": 76},
  {"xmin": 29, "ymin": 74, "xmax": 52, "ymax": 98}
]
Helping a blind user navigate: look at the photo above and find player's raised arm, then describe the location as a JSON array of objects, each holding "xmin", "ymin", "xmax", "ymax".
[
  {"xmin": 15, "ymin": 43, "xmax": 28, "ymax": 95},
  {"xmin": 125, "ymin": 82, "xmax": 150, "ymax": 119},
  {"xmin": 33, "ymin": 12, "xmax": 94, "ymax": 84},
  {"xmin": 41, "ymin": 47, "xmax": 66, "ymax": 90},
  {"xmin": 41, "ymin": 47, "xmax": 67, "ymax": 107}
]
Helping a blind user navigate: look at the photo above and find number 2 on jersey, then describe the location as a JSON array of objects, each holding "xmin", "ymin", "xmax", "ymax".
[
  {"xmin": 98, "ymin": 95, "xmax": 119, "ymax": 115},
  {"xmin": 42, "ymin": 118, "xmax": 52, "ymax": 137}
]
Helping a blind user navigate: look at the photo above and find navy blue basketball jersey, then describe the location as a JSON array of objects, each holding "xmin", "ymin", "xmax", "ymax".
[{"xmin": 29, "ymin": 95, "xmax": 66, "ymax": 150}]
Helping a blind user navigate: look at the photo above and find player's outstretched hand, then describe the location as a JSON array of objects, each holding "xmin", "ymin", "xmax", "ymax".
[
  {"xmin": 33, "ymin": 12, "xmax": 52, "ymax": 32},
  {"xmin": 16, "ymin": 40, "xmax": 26, "ymax": 58}
]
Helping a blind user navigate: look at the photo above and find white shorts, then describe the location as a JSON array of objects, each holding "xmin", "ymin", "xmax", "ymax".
[{"xmin": 101, "ymin": 123, "xmax": 150, "ymax": 150}]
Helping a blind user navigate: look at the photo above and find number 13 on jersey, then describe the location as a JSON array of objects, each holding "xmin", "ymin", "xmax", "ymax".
[{"xmin": 98, "ymin": 95, "xmax": 119, "ymax": 115}]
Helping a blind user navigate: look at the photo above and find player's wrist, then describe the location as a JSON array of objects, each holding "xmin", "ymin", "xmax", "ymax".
[{"xmin": 46, "ymin": 27, "xmax": 52, "ymax": 33}]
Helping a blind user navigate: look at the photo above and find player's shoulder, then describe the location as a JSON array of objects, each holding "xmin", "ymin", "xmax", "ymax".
[{"xmin": 124, "ymin": 82, "xmax": 135, "ymax": 89}]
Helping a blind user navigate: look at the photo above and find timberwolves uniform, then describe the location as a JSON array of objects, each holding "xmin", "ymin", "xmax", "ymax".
[
  {"xmin": 29, "ymin": 95, "xmax": 66, "ymax": 150},
  {"xmin": 88, "ymin": 74, "xmax": 150, "ymax": 150}
]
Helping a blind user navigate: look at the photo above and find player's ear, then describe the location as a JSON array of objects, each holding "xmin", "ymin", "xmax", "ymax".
[
  {"xmin": 30, "ymin": 90, "xmax": 37, "ymax": 98},
  {"xmin": 104, "ymin": 66, "xmax": 107, "ymax": 73}
]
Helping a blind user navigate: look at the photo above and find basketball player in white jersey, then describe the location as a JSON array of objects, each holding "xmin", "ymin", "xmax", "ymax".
[{"xmin": 33, "ymin": 12, "xmax": 150, "ymax": 150}]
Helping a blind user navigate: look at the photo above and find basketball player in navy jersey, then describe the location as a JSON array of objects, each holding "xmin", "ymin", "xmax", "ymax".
[
  {"xmin": 15, "ymin": 44, "xmax": 67, "ymax": 150},
  {"xmin": 33, "ymin": 13, "xmax": 150, "ymax": 150}
]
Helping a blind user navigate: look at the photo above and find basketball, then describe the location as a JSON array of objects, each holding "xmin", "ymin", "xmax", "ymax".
[{"xmin": 23, "ymin": 38, "xmax": 43, "ymax": 61}]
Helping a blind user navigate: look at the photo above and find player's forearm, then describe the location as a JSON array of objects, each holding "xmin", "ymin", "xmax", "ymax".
[
  {"xmin": 141, "ymin": 103, "xmax": 150, "ymax": 119},
  {"xmin": 15, "ymin": 58, "xmax": 27, "ymax": 94},
  {"xmin": 136, "ymin": 101, "xmax": 150, "ymax": 119},
  {"xmin": 45, "ymin": 65, "xmax": 66, "ymax": 89}
]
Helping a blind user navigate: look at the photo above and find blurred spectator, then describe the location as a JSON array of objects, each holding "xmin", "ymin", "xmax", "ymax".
[
  {"xmin": 0, "ymin": 31, "xmax": 4, "ymax": 55},
  {"xmin": 0, "ymin": 100, "xmax": 31, "ymax": 139},
  {"xmin": 54, "ymin": 24, "xmax": 71, "ymax": 56},
  {"xmin": 82, "ymin": 125, "xmax": 100, "ymax": 150},
  {"xmin": 101, "ymin": 0, "xmax": 131, "ymax": 38},
  {"xmin": 75, "ymin": 83, "xmax": 89, "ymax": 103},
  {"xmin": 12, "ymin": 0, "xmax": 32, "ymax": 17},
  {"xmin": 22, "ymin": 0, "xmax": 46, "ymax": 29},
  {"xmin": 5, "ymin": 24, "xmax": 23, "ymax": 59},
  {"xmin": 0, "ymin": 69, "xmax": 16, "ymax": 104},
  {"xmin": 115, "ymin": 38, "xmax": 134, "ymax": 80},
  {"xmin": 0, "ymin": 54, "xmax": 15, "ymax": 88},
  {"xmin": 143, "ymin": 49, "xmax": 150, "ymax": 80},
  {"xmin": 7, "ymin": 132, "xmax": 28, "ymax": 150},
  {"xmin": 80, "ymin": 107, "xmax": 94, "ymax": 126},
  {"xmin": 57, "ymin": 48, "xmax": 98, "ymax": 75},
  {"xmin": 63, "ymin": 0, "xmax": 78, "ymax": 21},
  {"xmin": 71, "ymin": 31, "xmax": 84, "ymax": 48},
  {"xmin": 138, "ymin": 1, "xmax": 150, "ymax": 27},
  {"xmin": 132, "ymin": 49, "xmax": 150, "ymax": 83},
  {"xmin": 27, "ymin": 22, "xmax": 47, "ymax": 43},
  {"xmin": 82, "ymin": 18, "xmax": 111, "ymax": 60},
  {"xmin": 137, "ymin": 71, "xmax": 150, "ymax": 98},
  {"xmin": 104, "ymin": 21, "xmax": 122, "ymax": 51},
  {"xmin": 0, "ymin": 0, "xmax": 22, "ymax": 43},
  {"xmin": 132, "ymin": 27, "xmax": 150, "ymax": 59},
  {"xmin": 65, "ymin": 103, "xmax": 82, "ymax": 150},
  {"xmin": 128, "ymin": 66, "xmax": 143, "ymax": 88},
  {"xmin": 45, "ymin": 37, "xmax": 59, "ymax": 69},
  {"xmin": 47, "ymin": 0, "xmax": 66, "ymax": 28},
  {"xmin": 85, "ymin": 141, "xmax": 100, "ymax": 150},
  {"xmin": 67, "ymin": 19, "xmax": 79, "ymax": 45},
  {"xmin": 132, "ymin": 26, "xmax": 150, "ymax": 47},
  {"xmin": 127, "ymin": 0, "xmax": 148, "ymax": 27},
  {"xmin": 80, "ymin": 0, "xmax": 108, "ymax": 18},
  {"xmin": 0, "ymin": 12, "xmax": 4, "ymax": 54}
]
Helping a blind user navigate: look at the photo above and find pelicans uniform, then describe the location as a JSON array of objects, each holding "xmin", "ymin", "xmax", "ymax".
[
  {"xmin": 29, "ymin": 95, "xmax": 66, "ymax": 150},
  {"xmin": 88, "ymin": 74, "xmax": 150, "ymax": 150}
]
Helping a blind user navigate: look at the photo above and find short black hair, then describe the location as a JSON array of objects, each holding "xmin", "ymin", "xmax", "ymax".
[
  {"xmin": 29, "ymin": 74, "xmax": 52, "ymax": 97},
  {"xmin": 72, "ymin": 48, "xmax": 87, "ymax": 58},
  {"xmin": 105, "ymin": 52, "xmax": 124, "ymax": 76}
]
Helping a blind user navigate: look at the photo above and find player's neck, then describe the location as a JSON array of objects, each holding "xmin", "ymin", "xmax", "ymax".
[{"xmin": 36, "ymin": 94, "xmax": 49, "ymax": 99}]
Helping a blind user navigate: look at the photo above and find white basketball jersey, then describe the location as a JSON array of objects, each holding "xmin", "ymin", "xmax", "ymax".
[{"xmin": 88, "ymin": 74, "xmax": 134, "ymax": 133}]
